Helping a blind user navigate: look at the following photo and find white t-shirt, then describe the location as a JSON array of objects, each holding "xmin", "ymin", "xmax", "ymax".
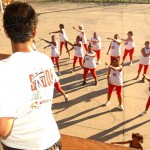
[
  {"xmin": 110, "ymin": 69, "xmax": 123, "ymax": 86},
  {"xmin": 0, "ymin": 51, "xmax": 60, "ymax": 150},
  {"xmin": 139, "ymin": 47, "xmax": 150, "ymax": 65},
  {"xmin": 74, "ymin": 41, "xmax": 84, "ymax": 57},
  {"xmin": 91, "ymin": 36, "xmax": 101, "ymax": 50},
  {"xmin": 51, "ymin": 41, "xmax": 59, "ymax": 57},
  {"xmin": 84, "ymin": 52, "xmax": 96, "ymax": 69},
  {"xmin": 59, "ymin": 29, "xmax": 68, "ymax": 42},
  {"xmin": 110, "ymin": 41, "xmax": 121, "ymax": 57},
  {"xmin": 79, "ymin": 31, "xmax": 87, "ymax": 44},
  {"xmin": 125, "ymin": 39, "xmax": 135, "ymax": 50}
]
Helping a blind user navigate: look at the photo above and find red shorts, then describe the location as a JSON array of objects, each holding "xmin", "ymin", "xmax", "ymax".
[{"xmin": 108, "ymin": 84, "xmax": 122, "ymax": 97}]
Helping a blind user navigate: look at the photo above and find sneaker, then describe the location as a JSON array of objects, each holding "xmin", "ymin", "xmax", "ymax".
[
  {"xmin": 140, "ymin": 111, "xmax": 147, "ymax": 116},
  {"xmin": 64, "ymin": 94, "xmax": 69, "ymax": 102},
  {"xmin": 105, "ymin": 65, "xmax": 108, "ymax": 68},
  {"xmin": 94, "ymin": 80, "xmax": 97, "ymax": 86},
  {"xmin": 119, "ymin": 105, "xmax": 124, "ymax": 111},
  {"xmin": 82, "ymin": 81, "xmax": 86, "ymax": 86},
  {"xmin": 130, "ymin": 61, "xmax": 132, "ymax": 66},
  {"xmin": 104, "ymin": 101, "xmax": 111, "ymax": 106},
  {"xmin": 58, "ymin": 71, "xmax": 61, "ymax": 76},
  {"xmin": 96, "ymin": 61, "xmax": 100, "ymax": 65}
]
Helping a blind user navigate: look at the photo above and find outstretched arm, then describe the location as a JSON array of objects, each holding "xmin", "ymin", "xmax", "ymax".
[
  {"xmin": 49, "ymin": 30, "xmax": 61, "ymax": 34},
  {"xmin": 73, "ymin": 26, "xmax": 84, "ymax": 34},
  {"xmin": 107, "ymin": 37, "xmax": 122, "ymax": 44},
  {"xmin": 111, "ymin": 141, "xmax": 131, "ymax": 145},
  {"xmin": 41, "ymin": 39, "xmax": 51, "ymax": 44},
  {"xmin": 44, "ymin": 44, "xmax": 51, "ymax": 49}
]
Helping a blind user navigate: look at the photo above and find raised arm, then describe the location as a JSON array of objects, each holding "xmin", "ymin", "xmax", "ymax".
[
  {"xmin": 73, "ymin": 26, "xmax": 84, "ymax": 34},
  {"xmin": 121, "ymin": 37, "xmax": 133, "ymax": 42}
]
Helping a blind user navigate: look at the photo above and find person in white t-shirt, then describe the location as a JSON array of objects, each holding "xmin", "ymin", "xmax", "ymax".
[
  {"xmin": 73, "ymin": 24, "xmax": 88, "ymax": 51},
  {"xmin": 105, "ymin": 58, "xmax": 124, "ymax": 111},
  {"xmin": 68, "ymin": 35, "xmax": 84, "ymax": 72},
  {"xmin": 136, "ymin": 41, "xmax": 150, "ymax": 82},
  {"xmin": 82, "ymin": 43, "xmax": 97, "ymax": 86},
  {"xmin": 88, "ymin": 32, "xmax": 101, "ymax": 65},
  {"xmin": 50, "ymin": 24, "xmax": 70, "ymax": 58},
  {"xmin": 0, "ymin": 2, "xmax": 65, "ymax": 150},
  {"xmin": 121, "ymin": 31, "xmax": 135, "ymax": 65},
  {"xmin": 41, "ymin": 35, "xmax": 61, "ymax": 76},
  {"xmin": 107, "ymin": 34, "xmax": 122, "ymax": 64}
]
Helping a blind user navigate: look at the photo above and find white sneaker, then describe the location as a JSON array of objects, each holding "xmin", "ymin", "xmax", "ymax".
[
  {"xmin": 119, "ymin": 105, "xmax": 124, "ymax": 111},
  {"xmin": 105, "ymin": 101, "xmax": 110, "ymax": 106},
  {"xmin": 64, "ymin": 94, "xmax": 69, "ymax": 102},
  {"xmin": 58, "ymin": 71, "xmax": 61, "ymax": 76},
  {"xmin": 140, "ymin": 111, "xmax": 147, "ymax": 116},
  {"xmin": 130, "ymin": 61, "xmax": 132, "ymax": 66},
  {"xmin": 105, "ymin": 65, "xmax": 108, "ymax": 68},
  {"xmin": 97, "ymin": 61, "xmax": 100, "ymax": 65}
]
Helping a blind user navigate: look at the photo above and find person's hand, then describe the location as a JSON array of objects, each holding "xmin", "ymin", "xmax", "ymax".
[
  {"xmin": 44, "ymin": 47, "xmax": 46, "ymax": 49},
  {"xmin": 49, "ymin": 32, "xmax": 52, "ymax": 35},
  {"xmin": 107, "ymin": 52, "xmax": 109, "ymax": 55}
]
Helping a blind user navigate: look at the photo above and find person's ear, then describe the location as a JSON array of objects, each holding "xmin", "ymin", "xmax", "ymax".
[{"xmin": 33, "ymin": 28, "xmax": 37, "ymax": 37}]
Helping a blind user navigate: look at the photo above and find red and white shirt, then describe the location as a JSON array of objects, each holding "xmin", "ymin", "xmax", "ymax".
[
  {"xmin": 0, "ymin": 51, "xmax": 60, "ymax": 150},
  {"xmin": 91, "ymin": 36, "xmax": 101, "ymax": 50},
  {"xmin": 139, "ymin": 47, "xmax": 150, "ymax": 65},
  {"xmin": 125, "ymin": 38, "xmax": 135, "ymax": 50},
  {"xmin": 110, "ymin": 41, "xmax": 121, "ymax": 57},
  {"xmin": 79, "ymin": 31, "xmax": 87, "ymax": 44},
  {"xmin": 51, "ymin": 41, "xmax": 59, "ymax": 57},
  {"xmin": 59, "ymin": 29, "xmax": 68, "ymax": 42},
  {"xmin": 110, "ymin": 68, "xmax": 123, "ymax": 86},
  {"xmin": 74, "ymin": 41, "xmax": 84, "ymax": 57},
  {"xmin": 84, "ymin": 52, "xmax": 96, "ymax": 69}
]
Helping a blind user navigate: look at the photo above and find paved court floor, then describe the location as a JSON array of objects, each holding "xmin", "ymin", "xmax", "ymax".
[{"xmin": 0, "ymin": 1, "xmax": 150, "ymax": 149}]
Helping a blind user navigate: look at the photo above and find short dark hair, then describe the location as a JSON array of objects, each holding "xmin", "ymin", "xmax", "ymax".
[
  {"xmin": 3, "ymin": 2, "xmax": 38, "ymax": 43},
  {"xmin": 128, "ymin": 31, "xmax": 133, "ymax": 36},
  {"xmin": 59, "ymin": 24, "xmax": 64, "ymax": 28}
]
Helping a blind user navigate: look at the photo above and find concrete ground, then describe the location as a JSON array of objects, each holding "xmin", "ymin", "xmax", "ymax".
[{"xmin": 0, "ymin": 1, "xmax": 150, "ymax": 149}]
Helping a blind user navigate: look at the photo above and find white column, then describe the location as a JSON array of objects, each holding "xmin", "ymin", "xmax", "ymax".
[{"xmin": 0, "ymin": 0, "xmax": 4, "ymax": 13}]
